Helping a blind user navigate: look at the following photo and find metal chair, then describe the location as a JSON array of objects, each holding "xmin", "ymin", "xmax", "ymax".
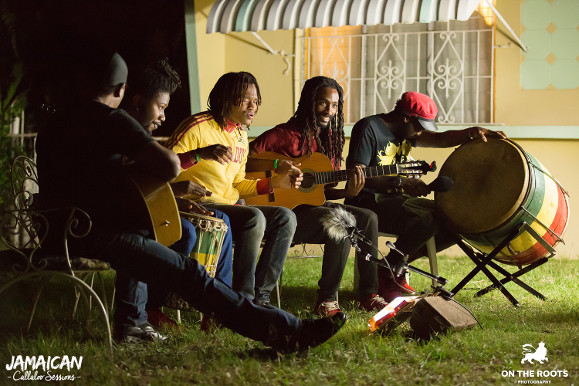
[{"xmin": 0, "ymin": 156, "xmax": 113, "ymax": 356}]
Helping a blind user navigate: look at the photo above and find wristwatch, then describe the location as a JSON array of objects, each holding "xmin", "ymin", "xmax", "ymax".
[{"xmin": 392, "ymin": 176, "xmax": 403, "ymax": 188}]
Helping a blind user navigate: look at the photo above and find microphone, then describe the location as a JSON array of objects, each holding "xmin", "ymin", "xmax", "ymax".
[
  {"xmin": 427, "ymin": 176, "xmax": 454, "ymax": 193},
  {"xmin": 386, "ymin": 241, "xmax": 410, "ymax": 277},
  {"xmin": 321, "ymin": 206, "xmax": 357, "ymax": 242}
]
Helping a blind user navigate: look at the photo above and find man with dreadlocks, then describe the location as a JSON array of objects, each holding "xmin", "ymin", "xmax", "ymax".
[
  {"xmin": 164, "ymin": 72, "xmax": 302, "ymax": 308},
  {"xmin": 248, "ymin": 76, "xmax": 388, "ymax": 316}
]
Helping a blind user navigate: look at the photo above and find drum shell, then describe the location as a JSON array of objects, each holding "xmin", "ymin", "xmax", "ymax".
[
  {"xmin": 436, "ymin": 139, "xmax": 569, "ymax": 266},
  {"xmin": 164, "ymin": 212, "xmax": 228, "ymax": 311},
  {"xmin": 179, "ymin": 212, "xmax": 228, "ymax": 276}
]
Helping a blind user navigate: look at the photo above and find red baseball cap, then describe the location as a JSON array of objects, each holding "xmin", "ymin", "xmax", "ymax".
[{"xmin": 396, "ymin": 91, "xmax": 438, "ymax": 132}]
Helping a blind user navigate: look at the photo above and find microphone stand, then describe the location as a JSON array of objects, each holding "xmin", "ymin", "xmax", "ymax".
[{"xmin": 345, "ymin": 227, "xmax": 448, "ymax": 288}]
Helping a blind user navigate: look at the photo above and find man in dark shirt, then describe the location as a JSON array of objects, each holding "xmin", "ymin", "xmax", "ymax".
[
  {"xmin": 346, "ymin": 91, "xmax": 506, "ymax": 301},
  {"xmin": 36, "ymin": 51, "xmax": 345, "ymax": 349}
]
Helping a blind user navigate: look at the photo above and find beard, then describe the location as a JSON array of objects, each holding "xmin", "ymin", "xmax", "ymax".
[{"xmin": 316, "ymin": 117, "xmax": 332, "ymax": 130}]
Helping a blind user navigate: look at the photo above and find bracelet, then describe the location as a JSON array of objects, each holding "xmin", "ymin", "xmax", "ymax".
[
  {"xmin": 195, "ymin": 152, "xmax": 201, "ymax": 163},
  {"xmin": 273, "ymin": 159, "xmax": 279, "ymax": 171}
]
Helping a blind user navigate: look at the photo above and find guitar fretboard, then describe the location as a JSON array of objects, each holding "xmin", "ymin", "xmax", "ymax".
[{"xmin": 313, "ymin": 164, "xmax": 398, "ymax": 185}]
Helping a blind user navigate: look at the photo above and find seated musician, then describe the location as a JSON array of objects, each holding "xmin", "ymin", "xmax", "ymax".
[
  {"xmin": 35, "ymin": 50, "xmax": 345, "ymax": 348},
  {"xmin": 248, "ymin": 76, "xmax": 388, "ymax": 315},
  {"xmin": 164, "ymin": 72, "xmax": 303, "ymax": 308},
  {"xmin": 123, "ymin": 58, "xmax": 233, "ymax": 331},
  {"xmin": 345, "ymin": 91, "xmax": 507, "ymax": 301}
]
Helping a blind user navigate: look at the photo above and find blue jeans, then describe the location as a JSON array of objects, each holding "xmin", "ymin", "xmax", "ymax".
[
  {"xmin": 120, "ymin": 210, "xmax": 234, "ymax": 326},
  {"xmin": 76, "ymin": 227, "xmax": 302, "ymax": 344},
  {"xmin": 208, "ymin": 204, "xmax": 297, "ymax": 304}
]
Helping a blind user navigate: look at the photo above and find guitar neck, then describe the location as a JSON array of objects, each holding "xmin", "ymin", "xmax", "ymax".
[{"xmin": 314, "ymin": 164, "xmax": 397, "ymax": 184}]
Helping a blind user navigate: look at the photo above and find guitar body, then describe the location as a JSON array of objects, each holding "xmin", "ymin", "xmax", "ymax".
[
  {"xmin": 127, "ymin": 167, "xmax": 182, "ymax": 246},
  {"xmin": 245, "ymin": 152, "xmax": 332, "ymax": 209},
  {"xmin": 245, "ymin": 152, "xmax": 432, "ymax": 209}
]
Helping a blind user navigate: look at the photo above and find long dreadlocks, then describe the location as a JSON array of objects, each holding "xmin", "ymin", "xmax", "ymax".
[
  {"xmin": 289, "ymin": 76, "xmax": 345, "ymax": 169},
  {"xmin": 208, "ymin": 71, "xmax": 262, "ymax": 129}
]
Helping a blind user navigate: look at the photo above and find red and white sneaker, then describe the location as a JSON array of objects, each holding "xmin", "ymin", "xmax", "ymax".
[
  {"xmin": 378, "ymin": 274, "xmax": 416, "ymax": 303},
  {"xmin": 358, "ymin": 294, "xmax": 389, "ymax": 312},
  {"xmin": 314, "ymin": 300, "xmax": 341, "ymax": 317}
]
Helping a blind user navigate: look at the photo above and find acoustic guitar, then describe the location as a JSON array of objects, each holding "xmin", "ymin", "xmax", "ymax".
[
  {"xmin": 245, "ymin": 152, "xmax": 433, "ymax": 209},
  {"xmin": 126, "ymin": 167, "xmax": 182, "ymax": 247}
]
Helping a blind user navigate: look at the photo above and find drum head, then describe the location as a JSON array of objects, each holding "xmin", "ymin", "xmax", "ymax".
[{"xmin": 435, "ymin": 138, "xmax": 529, "ymax": 233}]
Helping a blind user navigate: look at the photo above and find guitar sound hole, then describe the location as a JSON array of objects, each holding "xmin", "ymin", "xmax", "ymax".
[{"xmin": 301, "ymin": 173, "xmax": 315, "ymax": 189}]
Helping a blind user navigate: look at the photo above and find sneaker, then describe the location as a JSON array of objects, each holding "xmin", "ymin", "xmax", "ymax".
[
  {"xmin": 314, "ymin": 300, "xmax": 341, "ymax": 316},
  {"xmin": 253, "ymin": 299, "xmax": 276, "ymax": 309},
  {"xmin": 378, "ymin": 275, "xmax": 416, "ymax": 303},
  {"xmin": 115, "ymin": 323, "xmax": 168, "ymax": 343},
  {"xmin": 358, "ymin": 294, "xmax": 388, "ymax": 312},
  {"xmin": 272, "ymin": 312, "xmax": 347, "ymax": 352},
  {"xmin": 147, "ymin": 308, "xmax": 179, "ymax": 331}
]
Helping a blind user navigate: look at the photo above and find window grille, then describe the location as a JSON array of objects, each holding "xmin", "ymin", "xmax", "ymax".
[{"xmin": 297, "ymin": 13, "xmax": 494, "ymax": 125}]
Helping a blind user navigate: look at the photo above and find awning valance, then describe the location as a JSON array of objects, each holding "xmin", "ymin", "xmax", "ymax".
[{"xmin": 206, "ymin": 0, "xmax": 482, "ymax": 34}]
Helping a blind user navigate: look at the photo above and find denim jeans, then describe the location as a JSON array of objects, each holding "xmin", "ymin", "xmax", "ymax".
[
  {"xmin": 119, "ymin": 209, "xmax": 235, "ymax": 326},
  {"xmin": 208, "ymin": 204, "xmax": 297, "ymax": 303},
  {"xmin": 293, "ymin": 202, "xmax": 380, "ymax": 301},
  {"xmin": 75, "ymin": 227, "xmax": 302, "ymax": 344}
]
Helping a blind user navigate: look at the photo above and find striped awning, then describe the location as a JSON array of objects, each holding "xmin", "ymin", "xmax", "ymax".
[{"xmin": 206, "ymin": 0, "xmax": 482, "ymax": 34}]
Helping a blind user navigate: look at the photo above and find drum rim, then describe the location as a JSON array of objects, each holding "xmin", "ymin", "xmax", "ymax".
[{"xmin": 179, "ymin": 211, "xmax": 225, "ymax": 222}]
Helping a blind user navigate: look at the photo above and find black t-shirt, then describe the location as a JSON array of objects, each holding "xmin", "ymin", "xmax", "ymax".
[
  {"xmin": 36, "ymin": 101, "xmax": 153, "ymax": 230},
  {"xmin": 345, "ymin": 114, "xmax": 413, "ymax": 205}
]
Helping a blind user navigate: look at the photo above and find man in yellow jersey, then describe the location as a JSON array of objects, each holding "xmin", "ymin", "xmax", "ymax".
[{"xmin": 165, "ymin": 72, "xmax": 302, "ymax": 307}]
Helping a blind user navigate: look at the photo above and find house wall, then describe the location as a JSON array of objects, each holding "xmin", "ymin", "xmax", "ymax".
[{"xmin": 189, "ymin": 0, "xmax": 578, "ymax": 257}]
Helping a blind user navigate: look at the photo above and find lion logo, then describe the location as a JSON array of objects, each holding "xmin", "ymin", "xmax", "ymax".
[{"xmin": 521, "ymin": 342, "xmax": 548, "ymax": 364}]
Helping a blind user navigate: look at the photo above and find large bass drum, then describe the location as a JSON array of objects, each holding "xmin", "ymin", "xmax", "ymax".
[{"xmin": 435, "ymin": 138, "xmax": 569, "ymax": 266}]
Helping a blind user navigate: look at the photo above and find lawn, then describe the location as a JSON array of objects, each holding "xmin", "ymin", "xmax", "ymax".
[{"xmin": 0, "ymin": 253, "xmax": 577, "ymax": 385}]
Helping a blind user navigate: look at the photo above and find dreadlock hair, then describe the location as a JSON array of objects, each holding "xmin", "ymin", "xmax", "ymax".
[
  {"xmin": 208, "ymin": 71, "xmax": 261, "ymax": 129},
  {"xmin": 289, "ymin": 76, "xmax": 345, "ymax": 170},
  {"xmin": 130, "ymin": 58, "xmax": 181, "ymax": 99}
]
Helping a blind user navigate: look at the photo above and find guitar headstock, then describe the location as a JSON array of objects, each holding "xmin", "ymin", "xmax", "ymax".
[{"xmin": 397, "ymin": 160, "xmax": 436, "ymax": 176}]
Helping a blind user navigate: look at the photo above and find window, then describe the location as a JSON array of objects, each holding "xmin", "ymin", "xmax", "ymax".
[{"xmin": 297, "ymin": 11, "xmax": 494, "ymax": 125}]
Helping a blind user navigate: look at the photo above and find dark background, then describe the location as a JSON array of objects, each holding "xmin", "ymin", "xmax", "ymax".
[{"xmin": 1, "ymin": 0, "xmax": 192, "ymax": 137}]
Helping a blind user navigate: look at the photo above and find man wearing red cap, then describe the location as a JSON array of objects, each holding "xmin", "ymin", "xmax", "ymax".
[{"xmin": 345, "ymin": 91, "xmax": 506, "ymax": 301}]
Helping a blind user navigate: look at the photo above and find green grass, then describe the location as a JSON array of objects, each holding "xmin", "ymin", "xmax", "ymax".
[{"xmin": 0, "ymin": 255, "xmax": 577, "ymax": 385}]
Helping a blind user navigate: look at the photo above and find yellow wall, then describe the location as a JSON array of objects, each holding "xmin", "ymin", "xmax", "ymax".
[
  {"xmin": 194, "ymin": 0, "xmax": 295, "ymax": 124},
  {"xmin": 494, "ymin": 1, "xmax": 579, "ymax": 125},
  {"xmin": 192, "ymin": 0, "xmax": 578, "ymax": 257}
]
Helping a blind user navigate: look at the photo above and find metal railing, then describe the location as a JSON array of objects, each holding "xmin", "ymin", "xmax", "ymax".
[{"xmin": 297, "ymin": 18, "xmax": 494, "ymax": 125}]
